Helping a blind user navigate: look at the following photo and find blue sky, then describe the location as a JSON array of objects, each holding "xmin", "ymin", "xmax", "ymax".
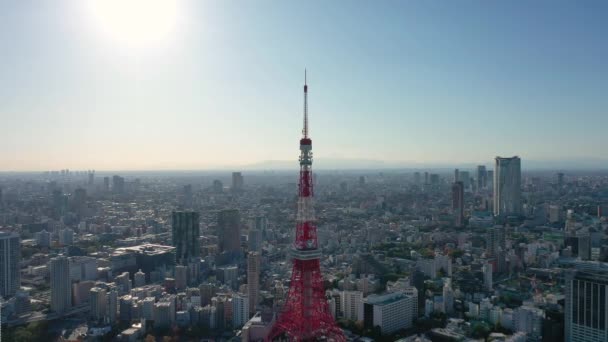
[{"xmin": 1, "ymin": 1, "xmax": 607, "ymax": 170}]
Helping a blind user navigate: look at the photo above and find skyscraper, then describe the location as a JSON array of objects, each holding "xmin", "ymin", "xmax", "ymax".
[
  {"xmin": 248, "ymin": 228, "xmax": 262, "ymax": 253},
  {"xmin": 494, "ymin": 156, "xmax": 522, "ymax": 216},
  {"xmin": 247, "ymin": 251, "xmax": 260, "ymax": 316},
  {"xmin": 112, "ymin": 175, "xmax": 125, "ymax": 194},
  {"xmin": 477, "ymin": 165, "xmax": 487, "ymax": 190},
  {"xmin": 218, "ymin": 209, "xmax": 241, "ymax": 255},
  {"xmin": 50, "ymin": 256, "xmax": 72, "ymax": 313},
  {"xmin": 171, "ymin": 211, "xmax": 200, "ymax": 264},
  {"xmin": 451, "ymin": 181, "xmax": 464, "ymax": 228},
  {"xmin": 232, "ymin": 172, "xmax": 244, "ymax": 192},
  {"xmin": 103, "ymin": 176, "xmax": 110, "ymax": 192},
  {"xmin": 565, "ymin": 264, "xmax": 608, "ymax": 341},
  {"xmin": 0, "ymin": 231, "xmax": 21, "ymax": 297}
]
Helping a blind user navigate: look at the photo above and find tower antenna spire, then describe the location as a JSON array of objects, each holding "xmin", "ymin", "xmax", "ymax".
[{"xmin": 303, "ymin": 69, "xmax": 308, "ymax": 138}]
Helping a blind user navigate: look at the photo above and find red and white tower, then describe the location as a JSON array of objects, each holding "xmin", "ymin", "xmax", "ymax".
[{"xmin": 267, "ymin": 72, "xmax": 345, "ymax": 341}]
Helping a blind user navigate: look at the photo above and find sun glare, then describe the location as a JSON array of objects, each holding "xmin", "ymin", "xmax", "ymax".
[{"xmin": 87, "ymin": 0, "xmax": 179, "ymax": 48}]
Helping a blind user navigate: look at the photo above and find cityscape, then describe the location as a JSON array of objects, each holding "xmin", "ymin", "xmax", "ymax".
[{"xmin": 2, "ymin": 1, "xmax": 608, "ymax": 342}]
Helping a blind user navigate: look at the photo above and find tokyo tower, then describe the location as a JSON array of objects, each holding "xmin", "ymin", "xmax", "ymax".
[{"xmin": 267, "ymin": 72, "xmax": 345, "ymax": 341}]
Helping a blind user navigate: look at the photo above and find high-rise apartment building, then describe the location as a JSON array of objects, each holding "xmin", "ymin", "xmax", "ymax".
[
  {"xmin": 565, "ymin": 264, "xmax": 608, "ymax": 341},
  {"xmin": 218, "ymin": 209, "xmax": 241, "ymax": 254},
  {"xmin": 0, "ymin": 232, "xmax": 21, "ymax": 297},
  {"xmin": 172, "ymin": 211, "xmax": 200, "ymax": 264},
  {"xmin": 232, "ymin": 293, "xmax": 250, "ymax": 328},
  {"xmin": 494, "ymin": 156, "xmax": 522, "ymax": 216},
  {"xmin": 89, "ymin": 287, "xmax": 107, "ymax": 321},
  {"xmin": 247, "ymin": 252, "xmax": 260, "ymax": 316},
  {"xmin": 50, "ymin": 256, "xmax": 72, "ymax": 313},
  {"xmin": 451, "ymin": 181, "xmax": 464, "ymax": 228},
  {"xmin": 341, "ymin": 291, "xmax": 364, "ymax": 322}
]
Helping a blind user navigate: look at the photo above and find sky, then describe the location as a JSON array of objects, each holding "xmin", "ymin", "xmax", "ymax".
[{"xmin": 1, "ymin": 0, "xmax": 607, "ymax": 171}]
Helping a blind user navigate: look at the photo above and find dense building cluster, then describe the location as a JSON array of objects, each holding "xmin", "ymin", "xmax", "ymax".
[{"xmin": 2, "ymin": 163, "xmax": 608, "ymax": 341}]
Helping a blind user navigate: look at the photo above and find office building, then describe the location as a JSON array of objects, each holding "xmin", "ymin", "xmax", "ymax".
[
  {"xmin": 565, "ymin": 264, "xmax": 608, "ymax": 341},
  {"xmin": 172, "ymin": 211, "xmax": 200, "ymax": 264},
  {"xmin": 486, "ymin": 225, "xmax": 506, "ymax": 258},
  {"xmin": 248, "ymin": 229, "xmax": 262, "ymax": 253},
  {"xmin": 364, "ymin": 292, "xmax": 416, "ymax": 335},
  {"xmin": 103, "ymin": 176, "xmax": 110, "ymax": 192},
  {"xmin": 0, "ymin": 232, "xmax": 21, "ymax": 297},
  {"xmin": 50, "ymin": 256, "xmax": 72, "ymax": 313},
  {"xmin": 494, "ymin": 156, "xmax": 522, "ymax": 216},
  {"xmin": 247, "ymin": 252, "xmax": 260, "ymax": 316},
  {"xmin": 459, "ymin": 171, "xmax": 470, "ymax": 190},
  {"xmin": 175, "ymin": 265, "xmax": 187, "ymax": 290},
  {"xmin": 218, "ymin": 209, "xmax": 241, "ymax": 254},
  {"xmin": 477, "ymin": 165, "xmax": 487, "ymax": 190},
  {"xmin": 112, "ymin": 175, "xmax": 125, "ymax": 194},
  {"xmin": 232, "ymin": 172, "xmax": 244, "ymax": 191},
  {"xmin": 452, "ymin": 181, "xmax": 464, "ymax": 228}
]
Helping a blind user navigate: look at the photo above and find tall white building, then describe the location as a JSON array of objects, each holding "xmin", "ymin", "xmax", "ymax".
[
  {"xmin": 364, "ymin": 292, "xmax": 416, "ymax": 335},
  {"xmin": 565, "ymin": 266, "xmax": 608, "ymax": 341},
  {"xmin": 50, "ymin": 256, "xmax": 72, "ymax": 313},
  {"xmin": 494, "ymin": 156, "xmax": 522, "ymax": 216},
  {"xmin": 247, "ymin": 252, "xmax": 260, "ymax": 316},
  {"xmin": 341, "ymin": 290, "xmax": 364, "ymax": 322},
  {"xmin": 232, "ymin": 293, "xmax": 249, "ymax": 328},
  {"xmin": 0, "ymin": 232, "xmax": 20, "ymax": 297}
]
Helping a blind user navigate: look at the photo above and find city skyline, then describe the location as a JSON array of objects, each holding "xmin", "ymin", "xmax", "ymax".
[{"xmin": 2, "ymin": 1, "xmax": 608, "ymax": 171}]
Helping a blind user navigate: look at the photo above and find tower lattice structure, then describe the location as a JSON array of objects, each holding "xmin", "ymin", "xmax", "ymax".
[{"xmin": 267, "ymin": 72, "xmax": 345, "ymax": 341}]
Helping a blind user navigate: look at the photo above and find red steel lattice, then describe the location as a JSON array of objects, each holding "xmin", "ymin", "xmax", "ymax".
[{"xmin": 267, "ymin": 73, "xmax": 344, "ymax": 342}]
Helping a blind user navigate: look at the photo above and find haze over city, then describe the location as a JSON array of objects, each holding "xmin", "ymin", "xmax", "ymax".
[
  {"xmin": 2, "ymin": 1, "xmax": 607, "ymax": 171},
  {"xmin": 3, "ymin": 2, "xmax": 608, "ymax": 342}
]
